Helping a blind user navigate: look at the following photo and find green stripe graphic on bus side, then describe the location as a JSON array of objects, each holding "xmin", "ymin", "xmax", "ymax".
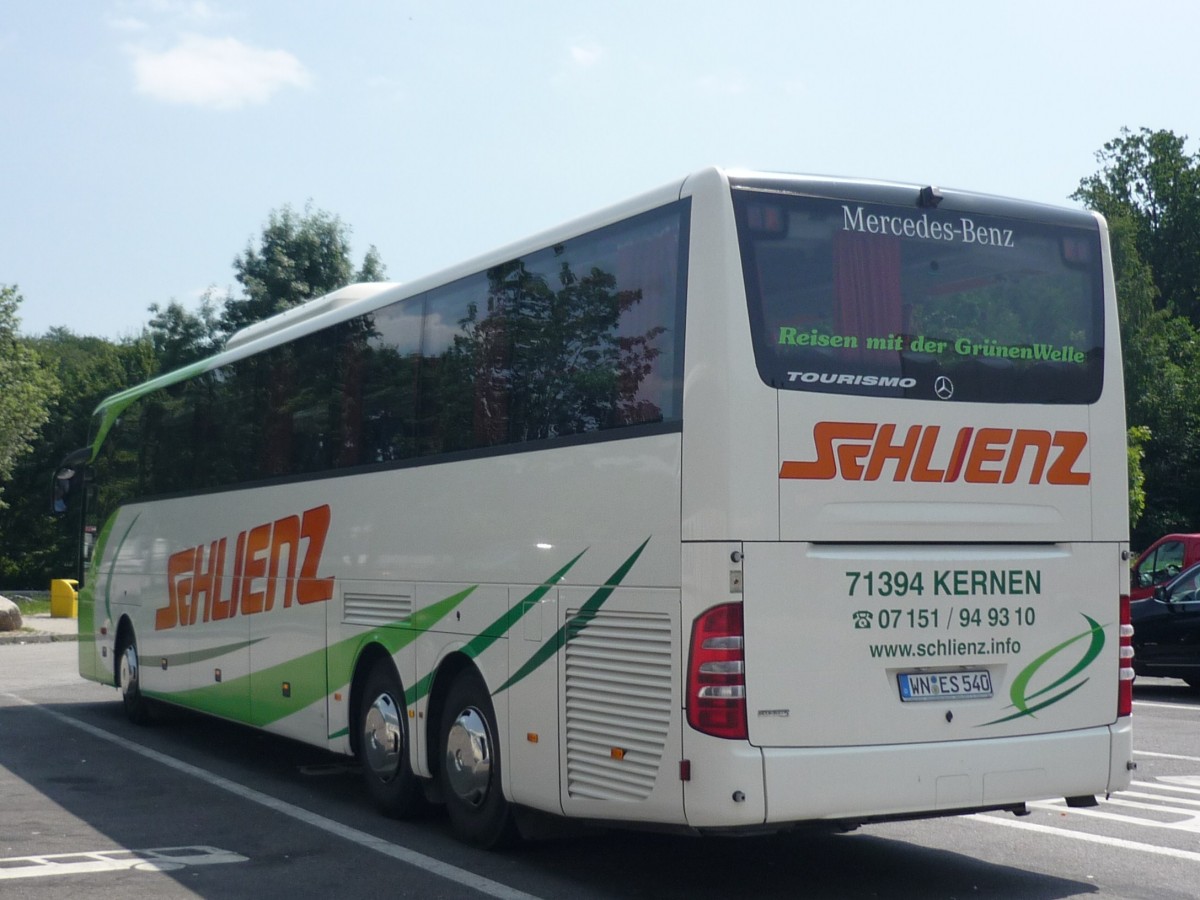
[
  {"xmin": 493, "ymin": 537, "xmax": 650, "ymax": 696},
  {"xmin": 102, "ymin": 513, "xmax": 141, "ymax": 628},
  {"xmin": 403, "ymin": 550, "xmax": 588, "ymax": 707},
  {"xmin": 149, "ymin": 586, "xmax": 476, "ymax": 725},
  {"xmin": 173, "ymin": 638, "xmax": 267, "ymax": 667},
  {"xmin": 86, "ymin": 511, "xmax": 121, "ymax": 628},
  {"xmin": 143, "ymin": 540, "xmax": 645, "ymax": 733}
]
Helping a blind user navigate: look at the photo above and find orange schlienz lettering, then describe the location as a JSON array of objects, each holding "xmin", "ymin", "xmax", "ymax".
[
  {"xmin": 154, "ymin": 504, "xmax": 334, "ymax": 631},
  {"xmin": 297, "ymin": 504, "xmax": 334, "ymax": 605},
  {"xmin": 780, "ymin": 422, "xmax": 1090, "ymax": 486}
]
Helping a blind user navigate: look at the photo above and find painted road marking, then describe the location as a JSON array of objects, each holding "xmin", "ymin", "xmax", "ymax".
[
  {"xmin": 1137, "ymin": 749, "xmax": 1200, "ymax": 764},
  {"xmin": 1134, "ymin": 700, "xmax": 1200, "ymax": 712},
  {"xmin": 971, "ymin": 813, "xmax": 1200, "ymax": 864},
  {"xmin": 4, "ymin": 694, "xmax": 541, "ymax": 900},
  {"xmin": 971, "ymin": 774, "xmax": 1200, "ymax": 860},
  {"xmin": 959, "ymin": 739, "xmax": 1200, "ymax": 860},
  {"xmin": 1025, "ymin": 778, "xmax": 1200, "ymax": 834},
  {"xmin": 0, "ymin": 846, "xmax": 247, "ymax": 880}
]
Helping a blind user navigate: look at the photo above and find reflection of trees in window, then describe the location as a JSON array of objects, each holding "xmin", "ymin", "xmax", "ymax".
[
  {"xmin": 336, "ymin": 313, "xmax": 422, "ymax": 467},
  {"xmin": 98, "ymin": 202, "xmax": 687, "ymax": 500},
  {"xmin": 91, "ymin": 407, "xmax": 143, "ymax": 521},
  {"xmin": 291, "ymin": 333, "xmax": 339, "ymax": 474},
  {"xmin": 223, "ymin": 331, "xmax": 342, "ymax": 479},
  {"xmin": 908, "ymin": 274, "xmax": 1090, "ymax": 350},
  {"xmin": 359, "ymin": 341, "xmax": 420, "ymax": 463},
  {"xmin": 432, "ymin": 254, "xmax": 667, "ymax": 451}
]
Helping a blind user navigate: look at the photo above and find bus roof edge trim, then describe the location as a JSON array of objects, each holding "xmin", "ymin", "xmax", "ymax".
[{"xmin": 224, "ymin": 281, "xmax": 401, "ymax": 351}]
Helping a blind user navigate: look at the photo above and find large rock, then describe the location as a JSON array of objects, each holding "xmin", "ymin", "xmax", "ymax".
[{"xmin": 0, "ymin": 595, "xmax": 22, "ymax": 632}]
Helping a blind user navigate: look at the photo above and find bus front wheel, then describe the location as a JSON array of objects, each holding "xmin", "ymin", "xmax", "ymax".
[
  {"xmin": 436, "ymin": 670, "xmax": 517, "ymax": 848},
  {"xmin": 116, "ymin": 631, "xmax": 151, "ymax": 724},
  {"xmin": 358, "ymin": 658, "xmax": 425, "ymax": 818}
]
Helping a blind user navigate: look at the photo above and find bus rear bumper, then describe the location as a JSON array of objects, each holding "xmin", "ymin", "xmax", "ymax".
[{"xmin": 759, "ymin": 720, "xmax": 1133, "ymax": 825}]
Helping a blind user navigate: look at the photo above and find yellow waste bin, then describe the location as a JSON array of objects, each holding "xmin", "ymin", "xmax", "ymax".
[{"xmin": 50, "ymin": 578, "xmax": 78, "ymax": 618}]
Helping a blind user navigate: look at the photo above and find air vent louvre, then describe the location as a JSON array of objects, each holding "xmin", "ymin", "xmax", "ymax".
[
  {"xmin": 564, "ymin": 609, "xmax": 673, "ymax": 801},
  {"xmin": 343, "ymin": 592, "xmax": 413, "ymax": 628}
]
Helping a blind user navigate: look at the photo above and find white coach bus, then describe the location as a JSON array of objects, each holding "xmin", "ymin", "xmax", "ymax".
[{"xmin": 57, "ymin": 168, "xmax": 1133, "ymax": 848}]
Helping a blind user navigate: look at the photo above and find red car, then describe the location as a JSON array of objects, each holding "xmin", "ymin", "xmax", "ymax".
[{"xmin": 1131, "ymin": 534, "xmax": 1200, "ymax": 600}]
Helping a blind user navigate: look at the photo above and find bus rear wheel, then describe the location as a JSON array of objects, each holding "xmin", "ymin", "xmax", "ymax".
[
  {"xmin": 116, "ymin": 631, "xmax": 151, "ymax": 725},
  {"xmin": 358, "ymin": 658, "xmax": 425, "ymax": 818},
  {"xmin": 437, "ymin": 670, "xmax": 518, "ymax": 849}
]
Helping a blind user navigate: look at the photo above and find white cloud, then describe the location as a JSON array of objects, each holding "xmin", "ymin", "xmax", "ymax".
[
  {"xmin": 696, "ymin": 72, "xmax": 748, "ymax": 97},
  {"xmin": 108, "ymin": 0, "xmax": 220, "ymax": 31},
  {"xmin": 128, "ymin": 34, "xmax": 311, "ymax": 110},
  {"xmin": 124, "ymin": 0, "xmax": 219, "ymax": 23},
  {"xmin": 108, "ymin": 16, "xmax": 150, "ymax": 33},
  {"xmin": 569, "ymin": 43, "xmax": 604, "ymax": 67}
]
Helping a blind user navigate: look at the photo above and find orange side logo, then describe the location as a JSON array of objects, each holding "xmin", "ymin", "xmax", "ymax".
[
  {"xmin": 779, "ymin": 422, "xmax": 1089, "ymax": 485},
  {"xmin": 155, "ymin": 504, "xmax": 335, "ymax": 631}
]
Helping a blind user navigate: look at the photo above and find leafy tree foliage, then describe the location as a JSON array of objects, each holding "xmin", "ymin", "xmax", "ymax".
[
  {"xmin": 219, "ymin": 204, "xmax": 386, "ymax": 337},
  {"xmin": 146, "ymin": 291, "xmax": 222, "ymax": 371},
  {"xmin": 1074, "ymin": 128, "xmax": 1200, "ymax": 546},
  {"xmin": 1128, "ymin": 425, "xmax": 1151, "ymax": 528},
  {"xmin": 1076, "ymin": 129, "xmax": 1200, "ymax": 321},
  {"xmin": 0, "ymin": 326, "xmax": 154, "ymax": 587},
  {"xmin": 0, "ymin": 286, "xmax": 59, "ymax": 512}
]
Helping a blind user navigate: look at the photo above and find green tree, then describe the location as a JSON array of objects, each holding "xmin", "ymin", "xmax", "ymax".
[
  {"xmin": 1128, "ymin": 425, "xmax": 1151, "ymax": 528},
  {"xmin": 1074, "ymin": 129, "xmax": 1200, "ymax": 546},
  {"xmin": 219, "ymin": 204, "xmax": 387, "ymax": 336},
  {"xmin": 146, "ymin": 291, "xmax": 222, "ymax": 371},
  {"xmin": 1075, "ymin": 128, "xmax": 1200, "ymax": 320},
  {"xmin": 0, "ymin": 328, "xmax": 153, "ymax": 587},
  {"xmin": 0, "ymin": 285, "xmax": 59, "ymax": 511}
]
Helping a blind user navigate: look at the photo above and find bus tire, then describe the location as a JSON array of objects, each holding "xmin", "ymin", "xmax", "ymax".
[
  {"xmin": 437, "ymin": 669, "xmax": 518, "ymax": 849},
  {"xmin": 358, "ymin": 658, "xmax": 425, "ymax": 818},
  {"xmin": 116, "ymin": 630, "xmax": 151, "ymax": 725}
]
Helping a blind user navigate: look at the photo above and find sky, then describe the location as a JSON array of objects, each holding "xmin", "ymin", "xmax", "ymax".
[{"xmin": 4, "ymin": 0, "xmax": 1199, "ymax": 340}]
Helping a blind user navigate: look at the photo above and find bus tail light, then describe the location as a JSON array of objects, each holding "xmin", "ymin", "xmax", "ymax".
[
  {"xmin": 686, "ymin": 603, "xmax": 747, "ymax": 740},
  {"xmin": 1118, "ymin": 592, "xmax": 1134, "ymax": 718}
]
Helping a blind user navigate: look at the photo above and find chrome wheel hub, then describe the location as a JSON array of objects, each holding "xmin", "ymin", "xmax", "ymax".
[
  {"xmin": 445, "ymin": 706, "xmax": 493, "ymax": 807},
  {"xmin": 363, "ymin": 692, "xmax": 403, "ymax": 782},
  {"xmin": 119, "ymin": 646, "xmax": 139, "ymax": 697}
]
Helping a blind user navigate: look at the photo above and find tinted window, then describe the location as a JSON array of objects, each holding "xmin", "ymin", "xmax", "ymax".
[
  {"xmin": 90, "ymin": 200, "xmax": 688, "ymax": 502},
  {"xmin": 417, "ymin": 207, "xmax": 685, "ymax": 454},
  {"xmin": 734, "ymin": 189, "xmax": 1104, "ymax": 404}
]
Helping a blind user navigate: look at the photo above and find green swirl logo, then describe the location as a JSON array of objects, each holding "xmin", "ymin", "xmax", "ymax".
[{"xmin": 984, "ymin": 614, "xmax": 1106, "ymax": 726}]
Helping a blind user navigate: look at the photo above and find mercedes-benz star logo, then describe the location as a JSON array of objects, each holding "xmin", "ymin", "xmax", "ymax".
[{"xmin": 934, "ymin": 375, "xmax": 955, "ymax": 401}]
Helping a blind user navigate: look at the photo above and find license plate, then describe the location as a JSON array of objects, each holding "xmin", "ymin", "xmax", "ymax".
[{"xmin": 897, "ymin": 669, "xmax": 993, "ymax": 702}]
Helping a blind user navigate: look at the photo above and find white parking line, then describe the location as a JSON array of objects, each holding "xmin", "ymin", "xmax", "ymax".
[
  {"xmin": 971, "ymin": 813, "xmax": 1200, "ymax": 863},
  {"xmin": 1027, "ymin": 797, "xmax": 1200, "ymax": 834},
  {"xmin": 1134, "ymin": 700, "xmax": 1200, "ymax": 712},
  {"xmin": 971, "ymin": 773, "xmax": 1200, "ymax": 854},
  {"xmin": 1137, "ymin": 749, "xmax": 1200, "ymax": 763},
  {"xmin": 5, "ymin": 695, "xmax": 541, "ymax": 900},
  {"xmin": 0, "ymin": 846, "xmax": 247, "ymax": 880}
]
